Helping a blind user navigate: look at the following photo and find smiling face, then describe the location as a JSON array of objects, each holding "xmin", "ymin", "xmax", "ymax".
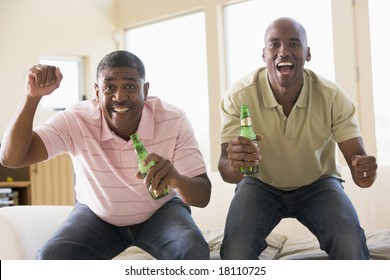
[
  {"xmin": 262, "ymin": 18, "xmax": 311, "ymax": 94},
  {"xmin": 94, "ymin": 67, "xmax": 149, "ymax": 140}
]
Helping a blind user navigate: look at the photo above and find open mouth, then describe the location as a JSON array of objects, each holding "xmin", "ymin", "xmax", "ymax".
[
  {"xmin": 277, "ymin": 61, "xmax": 294, "ymax": 74},
  {"xmin": 111, "ymin": 105, "xmax": 131, "ymax": 113}
]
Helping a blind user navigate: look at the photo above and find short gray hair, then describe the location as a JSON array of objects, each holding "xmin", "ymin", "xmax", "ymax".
[{"xmin": 96, "ymin": 50, "xmax": 146, "ymax": 80}]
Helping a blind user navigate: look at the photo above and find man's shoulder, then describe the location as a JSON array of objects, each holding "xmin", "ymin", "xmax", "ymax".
[
  {"xmin": 304, "ymin": 69, "xmax": 339, "ymax": 91},
  {"xmin": 66, "ymin": 99, "xmax": 100, "ymax": 118},
  {"xmin": 55, "ymin": 99, "xmax": 102, "ymax": 132},
  {"xmin": 227, "ymin": 68, "xmax": 266, "ymax": 95},
  {"xmin": 304, "ymin": 69, "xmax": 352, "ymax": 107},
  {"xmin": 146, "ymin": 96, "xmax": 186, "ymax": 119}
]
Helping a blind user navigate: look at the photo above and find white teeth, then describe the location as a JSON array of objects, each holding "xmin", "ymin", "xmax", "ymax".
[
  {"xmin": 278, "ymin": 62, "xmax": 293, "ymax": 67},
  {"xmin": 113, "ymin": 107, "xmax": 129, "ymax": 113}
]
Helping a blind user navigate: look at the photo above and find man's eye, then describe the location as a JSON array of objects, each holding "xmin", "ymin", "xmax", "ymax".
[
  {"xmin": 125, "ymin": 84, "xmax": 136, "ymax": 90},
  {"xmin": 290, "ymin": 42, "xmax": 301, "ymax": 47},
  {"xmin": 104, "ymin": 85, "xmax": 115, "ymax": 93}
]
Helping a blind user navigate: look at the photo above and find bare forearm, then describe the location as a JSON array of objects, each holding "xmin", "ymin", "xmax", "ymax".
[
  {"xmin": 1, "ymin": 65, "xmax": 61, "ymax": 167},
  {"xmin": 173, "ymin": 174, "xmax": 211, "ymax": 208},
  {"xmin": 0, "ymin": 95, "xmax": 43, "ymax": 167},
  {"xmin": 338, "ymin": 137, "xmax": 377, "ymax": 188},
  {"xmin": 218, "ymin": 157, "xmax": 243, "ymax": 184}
]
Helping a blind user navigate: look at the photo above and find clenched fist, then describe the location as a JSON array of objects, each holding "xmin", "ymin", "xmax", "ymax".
[{"xmin": 27, "ymin": 64, "xmax": 63, "ymax": 97}]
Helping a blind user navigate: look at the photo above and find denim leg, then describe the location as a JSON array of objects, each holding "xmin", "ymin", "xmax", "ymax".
[
  {"xmin": 134, "ymin": 197, "xmax": 210, "ymax": 260},
  {"xmin": 294, "ymin": 178, "xmax": 369, "ymax": 260},
  {"xmin": 220, "ymin": 176, "xmax": 369, "ymax": 260},
  {"xmin": 220, "ymin": 177, "xmax": 284, "ymax": 260},
  {"xmin": 36, "ymin": 203, "xmax": 132, "ymax": 260}
]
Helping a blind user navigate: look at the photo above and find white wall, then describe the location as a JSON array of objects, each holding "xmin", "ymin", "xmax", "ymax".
[{"xmin": 0, "ymin": 0, "xmax": 118, "ymax": 140}]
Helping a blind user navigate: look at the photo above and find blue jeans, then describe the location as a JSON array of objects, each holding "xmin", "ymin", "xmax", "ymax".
[
  {"xmin": 36, "ymin": 197, "xmax": 209, "ymax": 260},
  {"xmin": 220, "ymin": 176, "xmax": 369, "ymax": 260}
]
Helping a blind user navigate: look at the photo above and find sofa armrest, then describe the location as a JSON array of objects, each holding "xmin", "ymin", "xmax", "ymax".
[{"xmin": 0, "ymin": 205, "xmax": 73, "ymax": 260}]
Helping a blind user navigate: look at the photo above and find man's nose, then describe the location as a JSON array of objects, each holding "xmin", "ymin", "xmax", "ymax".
[
  {"xmin": 112, "ymin": 88, "xmax": 128, "ymax": 102},
  {"xmin": 278, "ymin": 44, "xmax": 289, "ymax": 57}
]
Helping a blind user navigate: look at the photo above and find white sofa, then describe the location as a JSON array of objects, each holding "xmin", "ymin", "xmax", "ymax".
[{"xmin": 1, "ymin": 166, "xmax": 390, "ymax": 260}]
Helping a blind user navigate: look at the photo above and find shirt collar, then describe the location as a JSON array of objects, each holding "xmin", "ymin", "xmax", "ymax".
[
  {"xmin": 100, "ymin": 112, "xmax": 114, "ymax": 142},
  {"xmin": 135, "ymin": 100, "xmax": 154, "ymax": 140},
  {"xmin": 260, "ymin": 68, "xmax": 308, "ymax": 109}
]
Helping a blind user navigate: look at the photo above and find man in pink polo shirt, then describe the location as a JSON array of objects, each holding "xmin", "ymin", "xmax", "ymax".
[{"xmin": 0, "ymin": 51, "xmax": 211, "ymax": 259}]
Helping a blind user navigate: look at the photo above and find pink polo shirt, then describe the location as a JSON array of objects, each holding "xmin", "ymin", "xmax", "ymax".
[{"xmin": 35, "ymin": 96, "xmax": 206, "ymax": 226}]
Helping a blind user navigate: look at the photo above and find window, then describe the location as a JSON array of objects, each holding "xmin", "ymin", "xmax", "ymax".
[
  {"xmin": 368, "ymin": 0, "xmax": 390, "ymax": 165},
  {"xmin": 224, "ymin": 0, "xmax": 334, "ymax": 86},
  {"xmin": 125, "ymin": 13, "xmax": 210, "ymax": 168},
  {"xmin": 39, "ymin": 56, "xmax": 84, "ymax": 110}
]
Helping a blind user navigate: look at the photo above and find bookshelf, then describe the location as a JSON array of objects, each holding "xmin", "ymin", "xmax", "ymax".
[
  {"xmin": 0, "ymin": 181, "xmax": 30, "ymax": 205},
  {"xmin": 0, "ymin": 165, "xmax": 31, "ymax": 206}
]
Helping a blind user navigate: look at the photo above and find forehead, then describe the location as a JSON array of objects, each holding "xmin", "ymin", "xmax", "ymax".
[
  {"xmin": 265, "ymin": 20, "xmax": 306, "ymax": 43},
  {"xmin": 98, "ymin": 67, "xmax": 141, "ymax": 82}
]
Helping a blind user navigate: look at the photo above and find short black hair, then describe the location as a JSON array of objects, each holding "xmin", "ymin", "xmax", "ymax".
[{"xmin": 96, "ymin": 50, "xmax": 146, "ymax": 80}]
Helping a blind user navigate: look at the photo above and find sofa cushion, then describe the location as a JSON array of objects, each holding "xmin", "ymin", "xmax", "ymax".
[{"xmin": 114, "ymin": 229, "xmax": 288, "ymax": 260}]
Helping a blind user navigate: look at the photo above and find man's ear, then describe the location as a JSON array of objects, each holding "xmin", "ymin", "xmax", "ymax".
[
  {"xmin": 262, "ymin": 48, "xmax": 266, "ymax": 62},
  {"xmin": 306, "ymin": 47, "xmax": 312, "ymax": 62},
  {"xmin": 143, "ymin": 82, "xmax": 150, "ymax": 101},
  {"xmin": 94, "ymin": 83, "xmax": 99, "ymax": 101}
]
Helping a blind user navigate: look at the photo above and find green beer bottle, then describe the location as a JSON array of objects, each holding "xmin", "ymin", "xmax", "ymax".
[
  {"xmin": 130, "ymin": 133, "xmax": 170, "ymax": 199},
  {"xmin": 239, "ymin": 104, "xmax": 259, "ymax": 174}
]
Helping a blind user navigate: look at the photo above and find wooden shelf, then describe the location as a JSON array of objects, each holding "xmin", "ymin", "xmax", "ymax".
[
  {"xmin": 0, "ymin": 181, "xmax": 30, "ymax": 188},
  {"xmin": 0, "ymin": 181, "xmax": 31, "ymax": 205},
  {"xmin": 0, "ymin": 163, "xmax": 31, "ymax": 205}
]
